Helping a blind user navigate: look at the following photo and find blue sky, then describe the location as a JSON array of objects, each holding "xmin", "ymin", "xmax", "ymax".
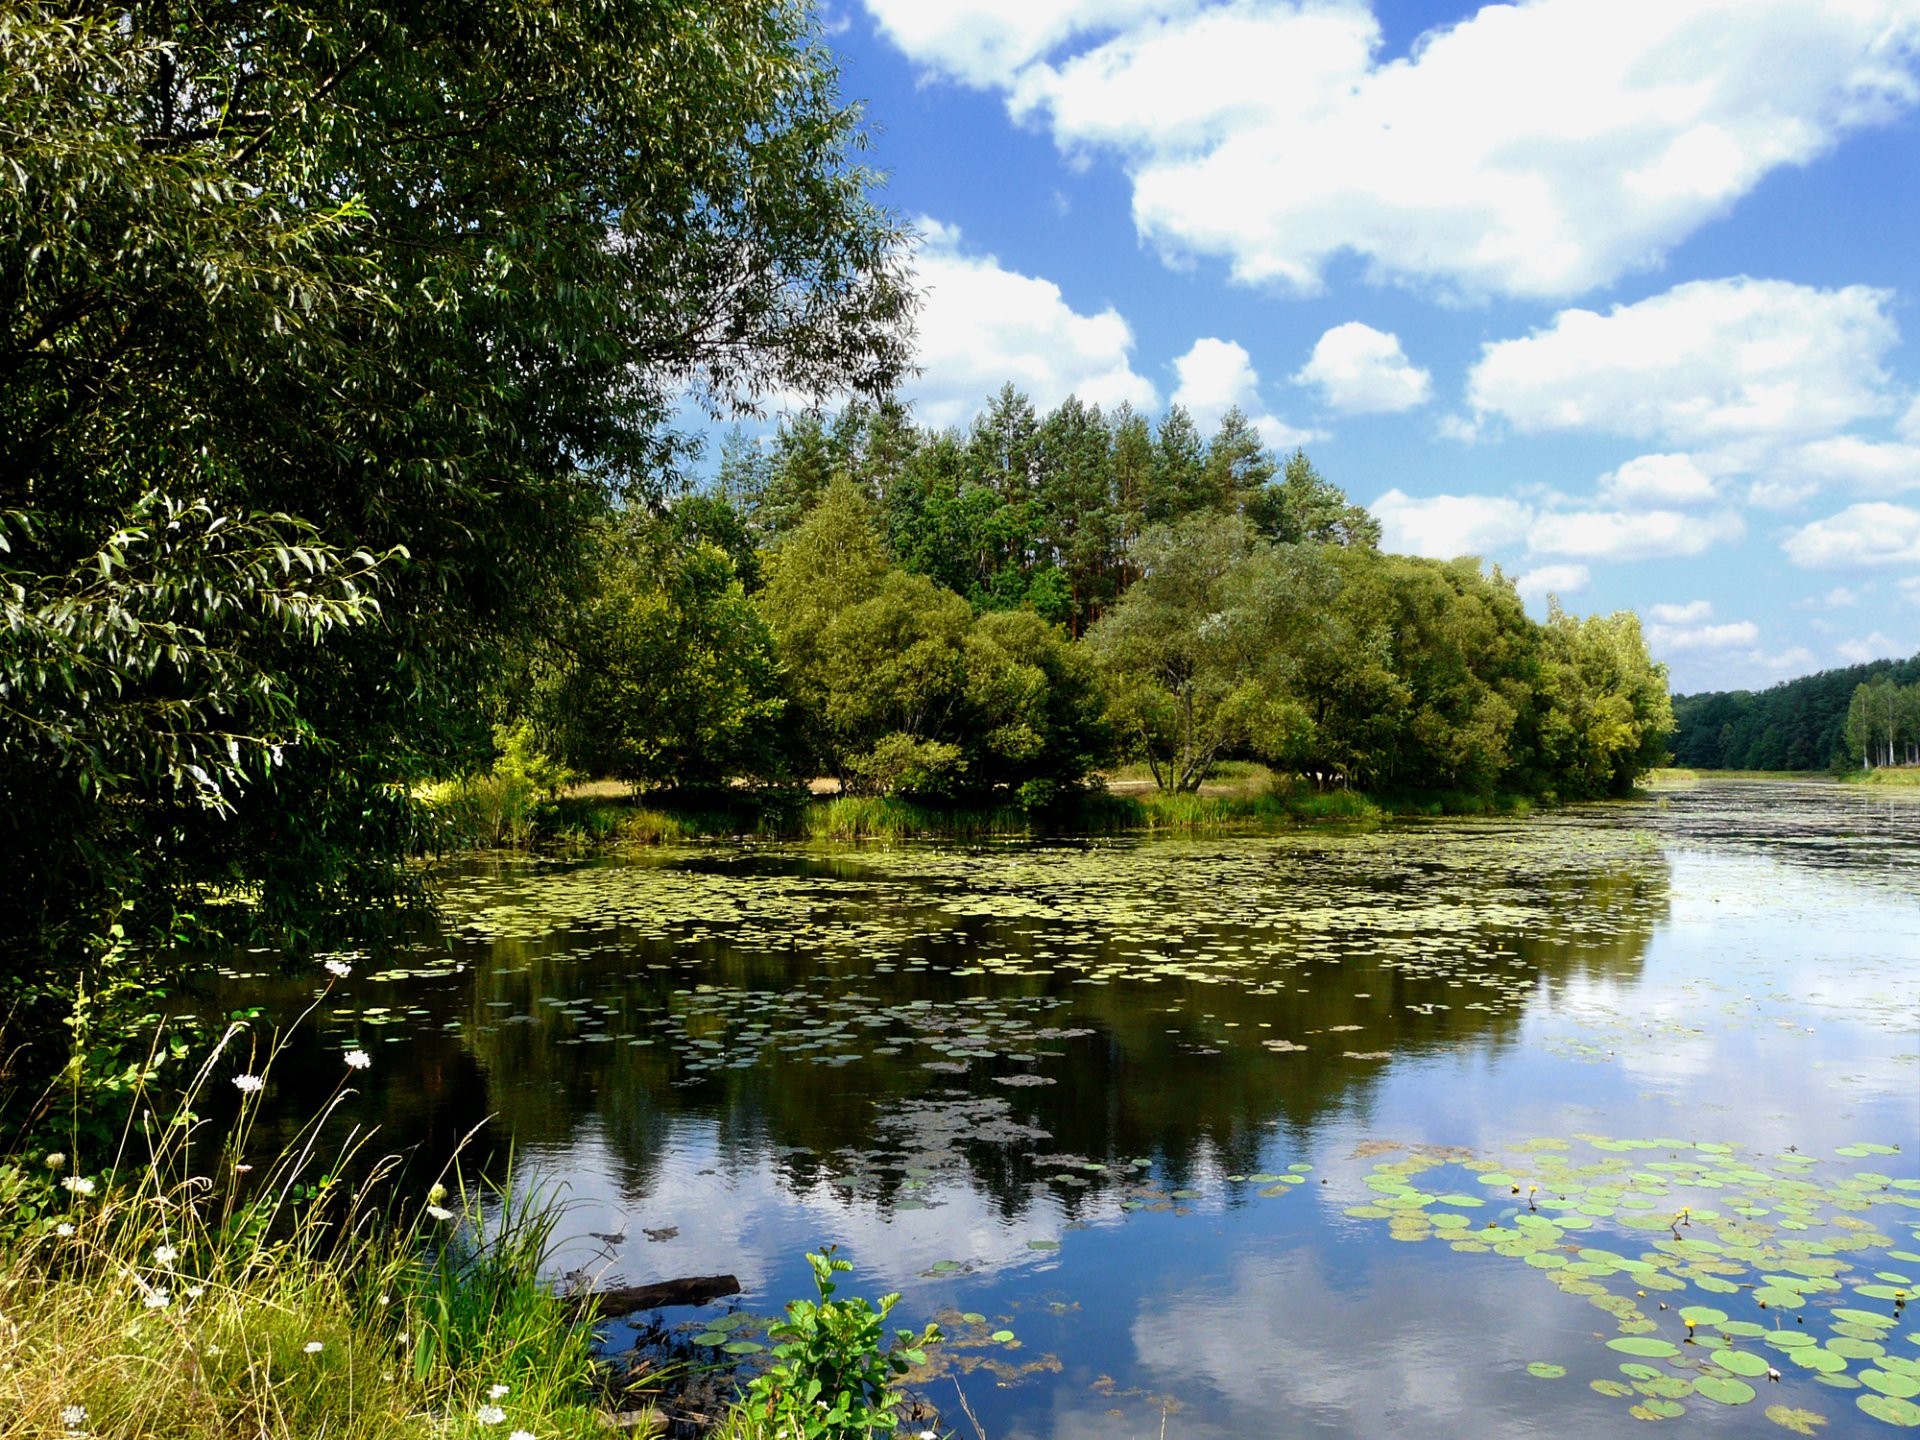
[{"xmin": 791, "ymin": 0, "xmax": 1920, "ymax": 693}]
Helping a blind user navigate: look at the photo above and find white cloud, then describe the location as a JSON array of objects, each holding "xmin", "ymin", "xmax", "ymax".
[
  {"xmin": 1647, "ymin": 600, "xmax": 1714, "ymax": 625},
  {"xmin": 1781, "ymin": 436, "xmax": 1920, "ymax": 495},
  {"xmin": 859, "ymin": 0, "xmax": 1185, "ymax": 88},
  {"xmin": 962, "ymin": 0, "xmax": 1920, "ymax": 299},
  {"xmin": 905, "ymin": 219, "xmax": 1157, "ymax": 429},
  {"xmin": 1898, "ymin": 577, "xmax": 1920, "ymax": 606},
  {"xmin": 1469, "ymin": 278, "xmax": 1900, "ymax": 444},
  {"xmin": 1293, "ymin": 323, "xmax": 1431, "ymax": 414},
  {"xmin": 1528, "ymin": 507, "xmax": 1745, "ymax": 561},
  {"xmin": 1648, "ymin": 619, "xmax": 1761, "ymax": 652},
  {"xmin": 1838, "ymin": 630, "xmax": 1914, "ymax": 663},
  {"xmin": 1371, "ymin": 490, "xmax": 1532, "ymax": 559},
  {"xmin": 1783, "ymin": 502, "xmax": 1920, "ymax": 569},
  {"xmin": 1514, "ymin": 563, "xmax": 1590, "ymax": 604},
  {"xmin": 1598, "ymin": 453, "xmax": 1719, "ymax": 506},
  {"xmin": 1170, "ymin": 337, "xmax": 1318, "ymax": 450},
  {"xmin": 1746, "ymin": 476, "xmax": 1822, "ymax": 511},
  {"xmin": 1901, "ymin": 397, "xmax": 1920, "ymax": 442}
]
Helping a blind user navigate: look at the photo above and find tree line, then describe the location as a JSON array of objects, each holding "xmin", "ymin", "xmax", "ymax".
[
  {"xmin": 1670, "ymin": 657, "xmax": 1920, "ymax": 771},
  {"xmin": 503, "ymin": 392, "xmax": 1674, "ymax": 806}
]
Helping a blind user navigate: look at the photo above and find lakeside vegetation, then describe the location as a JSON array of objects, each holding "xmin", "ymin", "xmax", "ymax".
[{"xmin": 0, "ymin": 2, "xmax": 1684, "ymax": 1435}]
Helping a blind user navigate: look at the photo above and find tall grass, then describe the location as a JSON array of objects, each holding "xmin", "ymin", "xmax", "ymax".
[
  {"xmin": 1840, "ymin": 766, "xmax": 1920, "ymax": 788},
  {"xmin": 0, "ymin": 1019, "xmax": 614, "ymax": 1440}
]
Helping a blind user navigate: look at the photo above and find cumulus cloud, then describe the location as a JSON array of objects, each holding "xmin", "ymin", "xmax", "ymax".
[
  {"xmin": 860, "ymin": 0, "xmax": 1187, "ymax": 88},
  {"xmin": 891, "ymin": 0, "xmax": 1920, "ymax": 298},
  {"xmin": 1780, "ymin": 437, "xmax": 1920, "ymax": 495},
  {"xmin": 1371, "ymin": 490, "xmax": 1531, "ymax": 559},
  {"xmin": 1468, "ymin": 278, "xmax": 1900, "ymax": 444},
  {"xmin": 1514, "ymin": 564, "xmax": 1590, "ymax": 604},
  {"xmin": 1528, "ymin": 508, "xmax": 1745, "ymax": 561},
  {"xmin": 1293, "ymin": 323, "xmax": 1432, "ymax": 414},
  {"xmin": 1599, "ymin": 453, "xmax": 1720, "ymax": 506},
  {"xmin": 1647, "ymin": 600, "xmax": 1714, "ymax": 625},
  {"xmin": 905, "ymin": 219, "xmax": 1157, "ymax": 428},
  {"xmin": 1648, "ymin": 619, "xmax": 1761, "ymax": 652},
  {"xmin": 1783, "ymin": 502, "xmax": 1920, "ymax": 569},
  {"xmin": 1838, "ymin": 630, "xmax": 1914, "ymax": 663},
  {"xmin": 1170, "ymin": 337, "xmax": 1318, "ymax": 449}
]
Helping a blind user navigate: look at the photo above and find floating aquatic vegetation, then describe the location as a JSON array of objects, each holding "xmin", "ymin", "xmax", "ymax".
[{"xmin": 1355, "ymin": 1135, "xmax": 1919, "ymax": 1429}]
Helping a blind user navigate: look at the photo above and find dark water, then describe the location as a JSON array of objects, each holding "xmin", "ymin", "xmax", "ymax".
[{"xmin": 220, "ymin": 781, "xmax": 1920, "ymax": 1438}]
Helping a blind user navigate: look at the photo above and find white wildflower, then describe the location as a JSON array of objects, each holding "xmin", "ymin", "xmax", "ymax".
[
  {"xmin": 510, "ymin": 1432, "xmax": 535, "ymax": 1440},
  {"xmin": 475, "ymin": 1404, "xmax": 507, "ymax": 1425},
  {"xmin": 427, "ymin": 1204, "xmax": 455, "ymax": 1222},
  {"xmin": 143, "ymin": 1288, "xmax": 170, "ymax": 1309},
  {"xmin": 232, "ymin": 1074, "xmax": 264, "ymax": 1094},
  {"xmin": 153, "ymin": 1244, "xmax": 178, "ymax": 1267},
  {"xmin": 56, "ymin": 1222, "xmax": 75, "ymax": 1237},
  {"xmin": 61, "ymin": 1405, "xmax": 87, "ymax": 1428},
  {"xmin": 344, "ymin": 1049, "xmax": 372, "ymax": 1070},
  {"xmin": 186, "ymin": 1286, "xmax": 205, "ymax": 1299},
  {"xmin": 46, "ymin": 1151, "xmax": 67, "ymax": 1171},
  {"xmin": 324, "ymin": 959, "xmax": 352, "ymax": 978},
  {"xmin": 304, "ymin": 1341, "xmax": 324, "ymax": 1354},
  {"xmin": 60, "ymin": 1176, "xmax": 95, "ymax": 1196},
  {"xmin": 488, "ymin": 1384, "xmax": 510, "ymax": 1400}
]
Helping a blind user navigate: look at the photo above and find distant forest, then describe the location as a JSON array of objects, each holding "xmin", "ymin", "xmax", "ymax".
[{"xmin": 1671, "ymin": 655, "xmax": 1920, "ymax": 771}]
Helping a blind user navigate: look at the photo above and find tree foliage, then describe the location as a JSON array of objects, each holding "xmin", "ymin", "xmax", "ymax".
[
  {"xmin": 1669, "ymin": 655, "xmax": 1920, "ymax": 770},
  {"xmin": 1, "ymin": 0, "xmax": 914, "ymax": 1079}
]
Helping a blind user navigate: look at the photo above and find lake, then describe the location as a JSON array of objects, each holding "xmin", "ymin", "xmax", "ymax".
[{"xmin": 221, "ymin": 780, "xmax": 1920, "ymax": 1438}]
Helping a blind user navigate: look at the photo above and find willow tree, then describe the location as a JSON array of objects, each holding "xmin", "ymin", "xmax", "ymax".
[{"xmin": 0, "ymin": 1, "xmax": 914, "ymax": 1087}]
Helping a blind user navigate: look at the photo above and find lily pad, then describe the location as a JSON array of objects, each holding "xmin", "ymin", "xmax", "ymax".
[
  {"xmin": 1858, "ymin": 1394, "xmax": 1920, "ymax": 1427},
  {"xmin": 1609, "ymin": 1337, "xmax": 1681, "ymax": 1359},
  {"xmin": 1695, "ymin": 1375, "xmax": 1758, "ymax": 1406}
]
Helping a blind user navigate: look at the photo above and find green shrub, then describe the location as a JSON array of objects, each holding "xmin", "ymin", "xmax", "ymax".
[{"xmin": 735, "ymin": 1247, "xmax": 939, "ymax": 1440}]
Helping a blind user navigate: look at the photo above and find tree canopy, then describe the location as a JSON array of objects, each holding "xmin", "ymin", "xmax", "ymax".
[{"xmin": 1, "ymin": 0, "xmax": 914, "ymax": 1076}]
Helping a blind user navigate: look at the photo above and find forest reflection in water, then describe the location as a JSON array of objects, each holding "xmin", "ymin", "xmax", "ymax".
[{"xmin": 207, "ymin": 783, "xmax": 1920, "ymax": 1440}]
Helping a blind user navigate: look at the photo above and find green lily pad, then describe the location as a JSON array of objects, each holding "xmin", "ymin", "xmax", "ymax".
[
  {"xmin": 1858, "ymin": 1394, "xmax": 1920, "ymax": 1427},
  {"xmin": 1716, "ymin": 1350, "xmax": 1773, "ymax": 1377},
  {"xmin": 1609, "ymin": 1337, "xmax": 1681, "ymax": 1359},
  {"xmin": 1696, "ymin": 1376, "xmax": 1757, "ymax": 1406},
  {"xmin": 1527, "ymin": 1362, "xmax": 1566, "ymax": 1379}
]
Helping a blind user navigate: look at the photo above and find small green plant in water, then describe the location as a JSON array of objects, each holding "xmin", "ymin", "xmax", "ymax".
[{"xmin": 741, "ymin": 1246, "xmax": 940, "ymax": 1440}]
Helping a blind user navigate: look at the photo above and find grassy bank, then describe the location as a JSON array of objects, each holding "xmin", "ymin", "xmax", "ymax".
[
  {"xmin": 2, "ymin": 1035, "xmax": 617, "ymax": 1440},
  {"xmin": 4, "ymin": 1020, "xmax": 950, "ymax": 1440},
  {"xmin": 419, "ymin": 767, "xmax": 1409, "ymax": 850},
  {"xmin": 414, "ymin": 758, "xmax": 1594, "ymax": 851},
  {"xmin": 1838, "ymin": 765, "xmax": 1920, "ymax": 788}
]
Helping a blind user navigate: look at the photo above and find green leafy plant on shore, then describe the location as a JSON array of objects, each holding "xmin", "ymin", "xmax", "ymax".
[{"xmin": 738, "ymin": 1247, "xmax": 941, "ymax": 1440}]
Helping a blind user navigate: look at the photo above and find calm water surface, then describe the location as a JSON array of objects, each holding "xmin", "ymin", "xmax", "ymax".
[{"xmin": 226, "ymin": 781, "xmax": 1920, "ymax": 1438}]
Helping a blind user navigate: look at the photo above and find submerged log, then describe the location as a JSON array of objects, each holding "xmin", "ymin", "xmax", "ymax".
[{"xmin": 568, "ymin": 1273, "xmax": 741, "ymax": 1318}]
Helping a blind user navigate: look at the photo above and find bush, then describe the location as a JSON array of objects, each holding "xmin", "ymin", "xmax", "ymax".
[{"xmin": 734, "ymin": 1247, "xmax": 939, "ymax": 1440}]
